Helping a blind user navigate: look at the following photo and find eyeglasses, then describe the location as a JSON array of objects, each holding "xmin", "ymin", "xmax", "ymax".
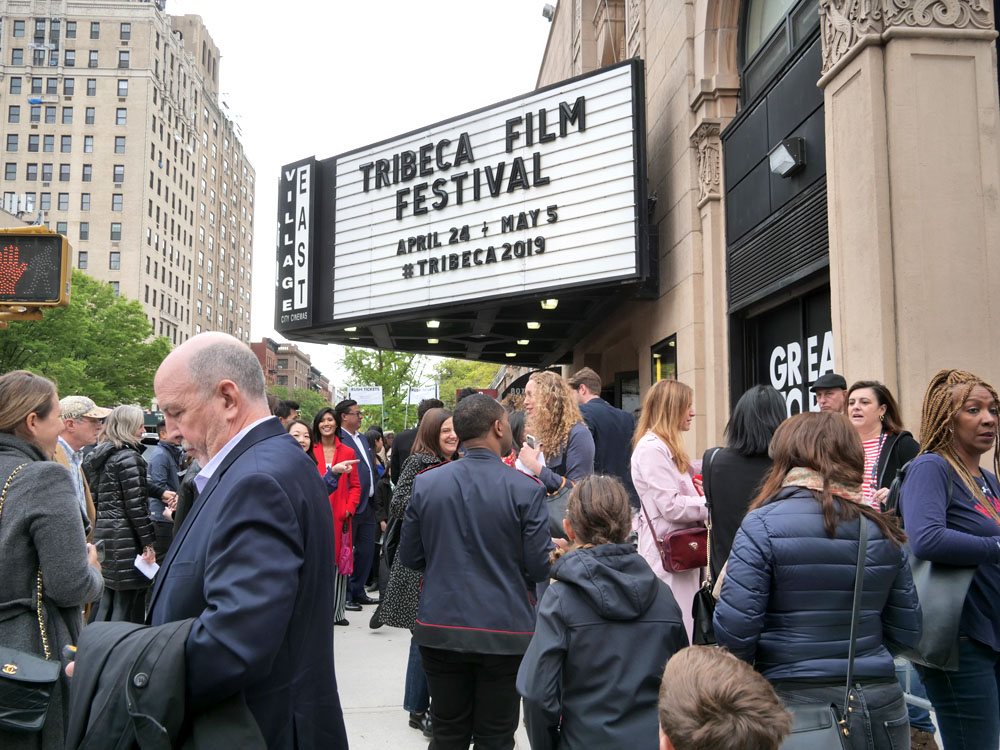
[{"xmin": 346, "ymin": 411, "xmax": 363, "ymax": 417}]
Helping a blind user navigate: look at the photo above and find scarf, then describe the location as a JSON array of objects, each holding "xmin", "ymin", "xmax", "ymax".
[{"xmin": 781, "ymin": 467, "xmax": 864, "ymax": 504}]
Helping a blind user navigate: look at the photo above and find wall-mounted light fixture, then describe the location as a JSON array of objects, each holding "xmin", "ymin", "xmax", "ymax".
[
  {"xmin": 542, "ymin": 4, "xmax": 555, "ymax": 21},
  {"xmin": 768, "ymin": 137, "xmax": 805, "ymax": 178},
  {"xmin": 526, "ymin": 321, "xmax": 541, "ymax": 330},
  {"xmin": 540, "ymin": 299, "xmax": 559, "ymax": 310},
  {"xmin": 426, "ymin": 320, "xmax": 440, "ymax": 328},
  {"xmin": 517, "ymin": 339, "xmax": 530, "ymax": 346},
  {"xmin": 344, "ymin": 326, "xmax": 357, "ymax": 332},
  {"xmin": 427, "ymin": 338, "xmax": 439, "ymax": 344}
]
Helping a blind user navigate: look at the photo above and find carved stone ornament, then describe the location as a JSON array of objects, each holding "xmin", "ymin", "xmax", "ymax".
[
  {"xmin": 692, "ymin": 122, "xmax": 722, "ymax": 206},
  {"xmin": 820, "ymin": 0, "xmax": 994, "ymax": 75},
  {"xmin": 626, "ymin": 0, "xmax": 644, "ymax": 59}
]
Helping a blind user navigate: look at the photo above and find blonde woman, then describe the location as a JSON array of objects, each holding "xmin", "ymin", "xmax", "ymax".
[
  {"xmin": 519, "ymin": 371, "xmax": 595, "ymax": 492},
  {"xmin": 83, "ymin": 405, "xmax": 156, "ymax": 623},
  {"xmin": 631, "ymin": 379, "xmax": 705, "ymax": 639}
]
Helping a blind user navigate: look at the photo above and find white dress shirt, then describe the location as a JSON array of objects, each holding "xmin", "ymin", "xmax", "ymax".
[{"xmin": 194, "ymin": 416, "xmax": 275, "ymax": 493}]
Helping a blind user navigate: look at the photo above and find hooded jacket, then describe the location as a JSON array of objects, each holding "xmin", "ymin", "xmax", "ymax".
[
  {"xmin": 83, "ymin": 441, "xmax": 156, "ymax": 589},
  {"xmin": 516, "ymin": 544, "xmax": 688, "ymax": 750}
]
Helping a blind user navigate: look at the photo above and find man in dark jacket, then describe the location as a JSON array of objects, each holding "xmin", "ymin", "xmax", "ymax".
[
  {"xmin": 390, "ymin": 397, "xmax": 443, "ymax": 484},
  {"xmin": 144, "ymin": 421, "xmax": 184, "ymax": 563},
  {"xmin": 398, "ymin": 394, "xmax": 552, "ymax": 750},
  {"xmin": 566, "ymin": 367, "xmax": 639, "ymax": 507}
]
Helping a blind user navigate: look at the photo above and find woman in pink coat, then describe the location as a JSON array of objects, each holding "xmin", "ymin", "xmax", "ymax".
[{"xmin": 631, "ymin": 379, "xmax": 706, "ymax": 639}]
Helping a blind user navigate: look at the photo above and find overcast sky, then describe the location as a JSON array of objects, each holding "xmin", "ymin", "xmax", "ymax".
[{"xmin": 165, "ymin": 0, "xmax": 555, "ymax": 384}]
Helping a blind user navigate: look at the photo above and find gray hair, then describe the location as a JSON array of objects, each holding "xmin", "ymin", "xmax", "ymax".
[
  {"xmin": 100, "ymin": 405, "xmax": 144, "ymax": 448},
  {"xmin": 188, "ymin": 339, "xmax": 267, "ymax": 404}
]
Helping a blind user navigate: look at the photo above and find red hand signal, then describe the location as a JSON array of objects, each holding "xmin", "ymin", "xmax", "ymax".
[{"xmin": 0, "ymin": 245, "xmax": 28, "ymax": 295}]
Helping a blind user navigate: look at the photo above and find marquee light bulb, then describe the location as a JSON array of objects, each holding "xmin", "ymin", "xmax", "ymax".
[
  {"xmin": 427, "ymin": 338, "xmax": 439, "ymax": 344},
  {"xmin": 517, "ymin": 340, "xmax": 530, "ymax": 346},
  {"xmin": 426, "ymin": 320, "xmax": 440, "ymax": 328},
  {"xmin": 526, "ymin": 321, "xmax": 540, "ymax": 330},
  {"xmin": 540, "ymin": 299, "xmax": 559, "ymax": 310}
]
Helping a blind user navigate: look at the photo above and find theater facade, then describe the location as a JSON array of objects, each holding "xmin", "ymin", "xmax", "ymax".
[{"xmin": 277, "ymin": 0, "xmax": 1000, "ymax": 453}]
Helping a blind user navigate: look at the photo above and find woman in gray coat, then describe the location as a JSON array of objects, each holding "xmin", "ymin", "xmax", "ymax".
[{"xmin": 0, "ymin": 370, "xmax": 103, "ymax": 750}]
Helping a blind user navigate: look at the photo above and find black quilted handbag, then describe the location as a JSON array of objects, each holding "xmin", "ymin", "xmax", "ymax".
[{"xmin": 0, "ymin": 465, "xmax": 60, "ymax": 733}]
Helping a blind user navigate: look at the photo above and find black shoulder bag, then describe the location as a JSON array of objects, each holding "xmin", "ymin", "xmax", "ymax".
[
  {"xmin": 886, "ymin": 459, "xmax": 975, "ymax": 670},
  {"xmin": 781, "ymin": 516, "xmax": 868, "ymax": 750},
  {"xmin": 691, "ymin": 447, "xmax": 721, "ymax": 646},
  {"xmin": 0, "ymin": 464, "xmax": 61, "ymax": 733}
]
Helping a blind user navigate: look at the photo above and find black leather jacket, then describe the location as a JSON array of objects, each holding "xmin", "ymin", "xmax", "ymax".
[{"xmin": 84, "ymin": 442, "xmax": 156, "ymax": 589}]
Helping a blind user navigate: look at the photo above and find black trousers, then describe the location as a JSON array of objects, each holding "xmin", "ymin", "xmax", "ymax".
[
  {"xmin": 347, "ymin": 504, "xmax": 376, "ymax": 601},
  {"xmin": 419, "ymin": 646, "xmax": 522, "ymax": 750},
  {"xmin": 151, "ymin": 520, "xmax": 173, "ymax": 565}
]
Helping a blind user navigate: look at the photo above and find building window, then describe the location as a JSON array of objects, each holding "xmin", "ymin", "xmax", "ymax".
[
  {"xmin": 64, "ymin": 50, "xmax": 75, "ymax": 67},
  {"xmin": 79, "ymin": 222, "xmax": 89, "ymax": 240},
  {"xmin": 57, "ymin": 193, "xmax": 68, "ymax": 210},
  {"xmin": 82, "ymin": 164, "xmax": 92, "ymax": 182},
  {"xmin": 88, "ymin": 50, "xmax": 98, "ymax": 68},
  {"xmin": 11, "ymin": 49, "xmax": 24, "ymax": 66},
  {"xmin": 40, "ymin": 193, "xmax": 51, "ymax": 210},
  {"xmin": 120, "ymin": 23, "xmax": 131, "ymax": 40},
  {"xmin": 25, "ymin": 164, "xmax": 37, "ymax": 181},
  {"xmin": 56, "ymin": 221, "xmax": 67, "ymax": 235},
  {"xmin": 117, "ymin": 79, "xmax": 128, "ymax": 97},
  {"xmin": 115, "ymin": 136, "xmax": 126, "ymax": 154},
  {"xmin": 31, "ymin": 78, "xmax": 42, "ymax": 94},
  {"xmin": 110, "ymin": 223, "xmax": 122, "ymax": 241},
  {"xmin": 66, "ymin": 21, "xmax": 76, "ymax": 38},
  {"xmin": 111, "ymin": 194, "xmax": 123, "ymax": 211},
  {"xmin": 62, "ymin": 107, "xmax": 72, "ymax": 124},
  {"xmin": 3, "ymin": 163, "xmax": 15, "ymax": 180},
  {"xmin": 90, "ymin": 22, "xmax": 99, "ymax": 39},
  {"xmin": 28, "ymin": 135, "xmax": 38, "ymax": 152},
  {"xmin": 63, "ymin": 78, "xmax": 74, "ymax": 95},
  {"xmin": 84, "ymin": 107, "xmax": 95, "ymax": 124},
  {"xmin": 84, "ymin": 136, "xmax": 93, "ymax": 153},
  {"xmin": 7, "ymin": 106, "xmax": 19, "ymax": 124},
  {"xmin": 60, "ymin": 135, "xmax": 71, "ymax": 153},
  {"xmin": 116, "ymin": 108, "xmax": 127, "ymax": 125},
  {"xmin": 46, "ymin": 78, "xmax": 58, "ymax": 95},
  {"xmin": 650, "ymin": 335, "xmax": 678, "ymax": 383},
  {"xmin": 117, "ymin": 51, "xmax": 129, "ymax": 69},
  {"xmin": 41, "ymin": 164, "xmax": 52, "ymax": 181},
  {"xmin": 111, "ymin": 282, "xmax": 119, "ymax": 296},
  {"xmin": 86, "ymin": 78, "xmax": 96, "ymax": 96},
  {"xmin": 109, "ymin": 251, "xmax": 120, "ymax": 270},
  {"xmin": 59, "ymin": 163, "xmax": 70, "ymax": 181},
  {"xmin": 78, "ymin": 251, "xmax": 88, "ymax": 269},
  {"xmin": 45, "ymin": 106, "xmax": 56, "ymax": 124},
  {"xmin": 9, "ymin": 78, "xmax": 22, "ymax": 94},
  {"xmin": 113, "ymin": 165, "xmax": 125, "ymax": 182},
  {"xmin": 42, "ymin": 135, "xmax": 53, "ymax": 152},
  {"xmin": 80, "ymin": 193, "xmax": 90, "ymax": 210},
  {"xmin": 13, "ymin": 20, "xmax": 25, "ymax": 37}
]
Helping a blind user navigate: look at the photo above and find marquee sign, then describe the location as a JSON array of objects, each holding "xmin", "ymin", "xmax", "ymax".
[{"xmin": 275, "ymin": 59, "xmax": 647, "ymax": 335}]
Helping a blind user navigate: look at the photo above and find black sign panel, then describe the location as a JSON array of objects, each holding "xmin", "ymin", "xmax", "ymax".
[
  {"xmin": 0, "ymin": 231, "xmax": 70, "ymax": 305},
  {"xmin": 275, "ymin": 157, "xmax": 316, "ymax": 331},
  {"xmin": 747, "ymin": 286, "xmax": 833, "ymax": 416}
]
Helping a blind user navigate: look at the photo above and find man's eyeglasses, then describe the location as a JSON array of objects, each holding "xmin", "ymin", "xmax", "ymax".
[{"xmin": 346, "ymin": 411, "xmax": 363, "ymax": 417}]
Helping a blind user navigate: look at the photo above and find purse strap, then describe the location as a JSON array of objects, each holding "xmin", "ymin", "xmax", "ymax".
[
  {"xmin": 840, "ymin": 514, "xmax": 868, "ymax": 736},
  {"xmin": 0, "ymin": 464, "xmax": 53, "ymax": 662}
]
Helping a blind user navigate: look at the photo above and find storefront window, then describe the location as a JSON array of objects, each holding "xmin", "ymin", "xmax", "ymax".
[
  {"xmin": 651, "ymin": 335, "xmax": 677, "ymax": 383},
  {"xmin": 744, "ymin": 0, "xmax": 796, "ymax": 61}
]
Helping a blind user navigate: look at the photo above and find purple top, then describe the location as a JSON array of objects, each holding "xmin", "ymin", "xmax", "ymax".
[{"xmin": 900, "ymin": 452, "xmax": 1000, "ymax": 651}]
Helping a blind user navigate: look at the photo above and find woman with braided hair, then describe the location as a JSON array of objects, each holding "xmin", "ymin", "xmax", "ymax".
[
  {"xmin": 900, "ymin": 369, "xmax": 1000, "ymax": 750},
  {"xmin": 516, "ymin": 475, "xmax": 688, "ymax": 750}
]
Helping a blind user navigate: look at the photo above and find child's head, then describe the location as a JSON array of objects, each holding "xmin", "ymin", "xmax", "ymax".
[
  {"xmin": 561, "ymin": 474, "xmax": 632, "ymax": 548},
  {"xmin": 658, "ymin": 646, "xmax": 792, "ymax": 750}
]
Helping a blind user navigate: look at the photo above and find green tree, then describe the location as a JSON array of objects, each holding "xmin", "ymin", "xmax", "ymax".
[
  {"xmin": 267, "ymin": 385, "xmax": 331, "ymax": 425},
  {"xmin": 433, "ymin": 358, "xmax": 502, "ymax": 410},
  {"xmin": 339, "ymin": 348, "xmax": 427, "ymax": 432},
  {"xmin": 0, "ymin": 270, "xmax": 172, "ymax": 405}
]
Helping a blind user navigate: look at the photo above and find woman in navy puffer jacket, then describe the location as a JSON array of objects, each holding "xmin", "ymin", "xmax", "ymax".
[{"xmin": 714, "ymin": 411, "xmax": 921, "ymax": 750}]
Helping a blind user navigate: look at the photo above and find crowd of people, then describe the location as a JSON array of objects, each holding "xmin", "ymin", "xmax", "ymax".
[{"xmin": 0, "ymin": 337, "xmax": 998, "ymax": 750}]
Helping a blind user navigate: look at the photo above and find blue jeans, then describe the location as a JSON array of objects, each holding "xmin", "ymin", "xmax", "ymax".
[
  {"xmin": 773, "ymin": 680, "xmax": 909, "ymax": 750},
  {"xmin": 403, "ymin": 637, "xmax": 430, "ymax": 714},
  {"xmin": 894, "ymin": 660, "xmax": 936, "ymax": 733},
  {"xmin": 917, "ymin": 637, "xmax": 1000, "ymax": 750}
]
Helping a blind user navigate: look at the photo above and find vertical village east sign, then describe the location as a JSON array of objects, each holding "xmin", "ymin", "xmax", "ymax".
[{"xmin": 276, "ymin": 60, "xmax": 650, "ymax": 365}]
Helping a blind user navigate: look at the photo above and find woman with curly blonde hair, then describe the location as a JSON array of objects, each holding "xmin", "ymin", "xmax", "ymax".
[
  {"xmin": 519, "ymin": 371, "xmax": 595, "ymax": 494},
  {"xmin": 631, "ymin": 379, "xmax": 706, "ymax": 639}
]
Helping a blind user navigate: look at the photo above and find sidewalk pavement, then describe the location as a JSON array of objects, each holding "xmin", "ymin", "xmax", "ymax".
[{"xmin": 333, "ymin": 607, "xmax": 530, "ymax": 749}]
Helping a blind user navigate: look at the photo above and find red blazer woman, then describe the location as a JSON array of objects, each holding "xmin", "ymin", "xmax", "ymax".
[{"xmin": 314, "ymin": 439, "xmax": 361, "ymax": 565}]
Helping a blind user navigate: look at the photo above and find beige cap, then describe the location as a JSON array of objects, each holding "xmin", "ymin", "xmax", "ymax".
[{"xmin": 60, "ymin": 395, "xmax": 112, "ymax": 420}]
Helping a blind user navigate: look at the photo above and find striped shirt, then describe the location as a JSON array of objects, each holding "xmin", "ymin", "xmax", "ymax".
[{"xmin": 862, "ymin": 436, "xmax": 883, "ymax": 509}]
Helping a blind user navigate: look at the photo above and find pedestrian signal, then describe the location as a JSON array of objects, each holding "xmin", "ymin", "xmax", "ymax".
[{"xmin": 0, "ymin": 228, "xmax": 71, "ymax": 307}]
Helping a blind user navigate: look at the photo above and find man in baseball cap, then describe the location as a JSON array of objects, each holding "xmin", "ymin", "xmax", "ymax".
[
  {"xmin": 809, "ymin": 373, "xmax": 848, "ymax": 414},
  {"xmin": 55, "ymin": 396, "xmax": 109, "ymax": 537}
]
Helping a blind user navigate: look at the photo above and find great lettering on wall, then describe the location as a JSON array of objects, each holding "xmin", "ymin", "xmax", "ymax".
[
  {"xmin": 275, "ymin": 60, "xmax": 646, "ymax": 332},
  {"xmin": 769, "ymin": 330, "xmax": 836, "ymax": 415}
]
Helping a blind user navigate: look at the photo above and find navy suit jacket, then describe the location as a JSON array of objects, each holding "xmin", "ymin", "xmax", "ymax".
[
  {"xmin": 339, "ymin": 428, "xmax": 376, "ymax": 515},
  {"xmin": 148, "ymin": 418, "xmax": 347, "ymax": 750},
  {"xmin": 579, "ymin": 397, "xmax": 639, "ymax": 507}
]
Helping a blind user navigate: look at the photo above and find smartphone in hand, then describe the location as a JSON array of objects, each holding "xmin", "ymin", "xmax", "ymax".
[{"xmin": 524, "ymin": 434, "xmax": 537, "ymax": 449}]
